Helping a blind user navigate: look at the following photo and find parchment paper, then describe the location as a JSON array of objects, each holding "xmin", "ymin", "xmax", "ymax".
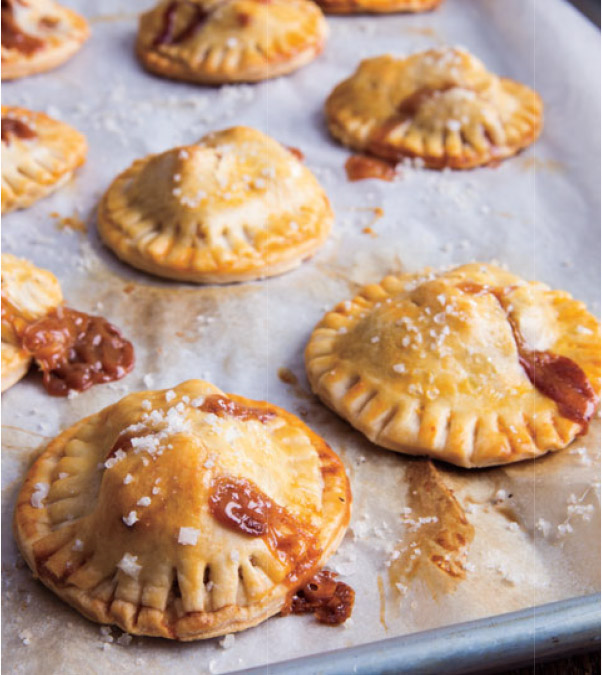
[{"xmin": 2, "ymin": 0, "xmax": 600, "ymax": 672}]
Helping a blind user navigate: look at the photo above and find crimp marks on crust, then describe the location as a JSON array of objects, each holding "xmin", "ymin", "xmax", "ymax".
[
  {"xmin": 325, "ymin": 48, "xmax": 543, "ymax": 169},
  {"xmin": 1, "ymin": 106, "xmax": 87, "ymax": 214},
  {"xmin": 305, "ymin": 264, "xmax": 600, "ymax": 468},
  {"xmin": 136, "ymin": 0, "xmax": 328, "ymax": 84},
  {"xmin": 316, "ymin": 0, "xmax": 442, "ymax": 15},
  {"xmin": 13, "ymin": 380, "xmax": 351, "ymax": 640},
  {"xmin": 97, "ymin": 126, "xmax": 333, "ymax": 283},
  {"xmin": 1, "ymin": 0, "xmax": 89, "ymax": 80}
]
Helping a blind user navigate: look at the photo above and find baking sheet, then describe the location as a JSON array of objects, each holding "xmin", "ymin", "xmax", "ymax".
[{"xmin": 1, "ymin": 0, "xmax": 600, "ymax": 672}]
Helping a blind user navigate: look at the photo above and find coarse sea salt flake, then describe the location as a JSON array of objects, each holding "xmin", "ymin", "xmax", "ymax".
[
  {"xmin": 123, "ymin": 511, "xmax": 139, "ymax": 527},
  {"xmin": 31, "ymin": 483, "xmax": 49, "ymax": 508},
  {"xmin": 117, "ymin": 553, "xmax": 141, "ymax": 578},
  {"xmin": 178, "ymin": 527, "xmax": 200, "ymax": 546}
]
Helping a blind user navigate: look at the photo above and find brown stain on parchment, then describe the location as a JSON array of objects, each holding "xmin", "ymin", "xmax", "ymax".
[
  {"xmin": 519, "ymin": 157, "xmax": 566, "ymax": 174},
  {"xmin": 389, "ymin": 461, "xmax": 475, "ymax": 599},
  {"xmin": 377, "ymin": 574, "xmax": 388, "ymax": 631},
  {"xmin": 277, "ymin": 368, "xmax": 315, "ymax": 402},
  {"xmin": 89, "ymin": 12, "xmax": 140, "ymax": 24},
  {"xmin": 50, "ymin": 212, "xmax": 86, "ymax": 233}
]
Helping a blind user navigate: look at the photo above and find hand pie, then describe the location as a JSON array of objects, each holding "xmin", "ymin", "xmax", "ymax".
[
  {"xmin": 2, "ymin": 0, "xmax": 89, "ymax": 80},
  {"xmin": 325, "ymin": 48, "xmax": 543, "ymax": 169},
  {"xmin": 2, "ymin": 106, "xmax": 87, "ymax": 214},
  {"xmin": 98, "ymin": 126, "xmax": 333, "ymax": 283},
  {"xmin": 136, "ymin": 0, "xmax": 328, "ymax": 84},
  {"xmin": 14, "ymin": 380, "xmax": 351, "ymax": 639},
  {"xmin": 1, "ymin": 253, "xmax": 63, "ymax": 392},
  {"xmin": 305, "ymin": 263, "xmax": 600, "ymax": 468},
  {"xmin": 1, "ymin": 253, "xmax": 134, "ymax": 395},
  {"xmin": 315, "ymin": 0, "xmax": 442, "ymax": 14}
]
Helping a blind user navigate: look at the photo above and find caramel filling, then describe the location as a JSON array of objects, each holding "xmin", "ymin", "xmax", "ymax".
[
  {"xmin": 208, "ymin": 475, "xmax": 321, "ymax": 585},
  {"xmin": 458, "ymin": 282, "xmax": 599, "ymax": 431},
  {"xmin": 281, "ymin": 570, "xmax": 355, "ymax": 626},
  {"xmin": 1, "ymin": 116, "xmax": 37, "ymax": 145},
  {"xmin": 1, "ymin": 0, "xmax": 45, "ymax": 55},
  {"xmin": 2, "ymin": 297, "xmax": 134, "ymax": 396}
]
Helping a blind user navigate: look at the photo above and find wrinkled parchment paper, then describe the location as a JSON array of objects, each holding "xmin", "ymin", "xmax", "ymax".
[{"xmin": 2, "ymin": 0, "xmax": 600, "ymax": 672}]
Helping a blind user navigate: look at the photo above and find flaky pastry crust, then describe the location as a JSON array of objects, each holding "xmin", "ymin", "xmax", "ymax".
[
  {"xmin": 1, "ymin": 253, "xmax": 63, "ymax": 392},
  {"xmin": 1, "ymin": 106, "xmax": 87, "ymax": 214},
  {"xmin": 136, "ymin": 0, "xmax": 328, "ymax": 84},
  {"xmin": 1, "ymin": 0, "xmax": 89, "ymax": 80},
  {"xmin": 316, "ymin": 0, "xmax": 442, "ymax": 14},
  {"xmin": 14, "ymin": 380, "xmax": 351, "ymax": 639},
  {"xmin": 98, "ymin": 126, "xmax": 333, "ymax": 283},
  {"xmin": 305, "ymin": 264, "xmax": 600, "ymax": 468},
  {"xmin": 325, "ymin": 48, "xmax": 543, "ymax": 169}
]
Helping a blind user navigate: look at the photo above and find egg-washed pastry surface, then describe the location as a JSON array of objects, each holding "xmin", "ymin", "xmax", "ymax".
[
  {"xmin": 325, "ymin": 48, "xmax": 543, "ymax": 169},
  {"xmin": 1, "ymin": 106, "xmax": 87, "ymax": 214},
  {"xmin": 98, "ymin": 126, "xmax": 333, "ymax": 283},
  {"xmin": 136, "ymin": 0, "xmax": 328, "ymax": 84},
  {"xmin": 14, "ymin": 380, "xmax": 352, "ymax": 639},
  {"xmin": 1, "ymin": 0, "xmax": 89, "ymax": 80},
  {"xmin": 1, "ymin": 253, "xmax": 62, "ymax": 392},
  {"xmin": 316, "ymin": 0, "xmax": 442, "ymax": 14},
  {"xmin": 305, "ymin": 263, "xmax": 600, "ymax": 468},
  {"xmin": 1, "ymin": 254, "xmax": 134, "ymax": 396}
]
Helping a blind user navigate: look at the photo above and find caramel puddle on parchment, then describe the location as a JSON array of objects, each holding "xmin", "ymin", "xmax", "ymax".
[
  {"xmin": 277, "ymin": 367, "xmax": 314, "ymax": 402},
  {"xmin": 389, "ymin": 461, "xmax": 475, "ymax": 600}
]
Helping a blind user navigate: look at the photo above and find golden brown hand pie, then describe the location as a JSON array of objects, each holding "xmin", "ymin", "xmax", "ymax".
[
  {"xmin": 316, "ymin": 0, "xmax": 442, "ymax": 14},
  {"xmin": 1, "ymin": 253, "xmax": 63, "ymax": 392},
  {"xmin": 1, "ymin": 106, "xmax": 87, "ymax": 214},
  {"xmin": 136, "ymin": 0, "xmax": 328, "ymax": 84},
  {"xmin": 98, "ymin": 126, "xmax": 333, "ymax": 283},
  {"xmin": 325, "ymin": 48, "xmax": 543, "ymax": 169},
  {"xmin": 14, "ymin": 380, "xmax": 351, "ymax": 639},
  {"xmin": 1, "ymin": 0, "xmax": 89, "ymax": 80},
  {"xmin": 305, "ymin": 264, "xmax": 600, "ymax": 468}
]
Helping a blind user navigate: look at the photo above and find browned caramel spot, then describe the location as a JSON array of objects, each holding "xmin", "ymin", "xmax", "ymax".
[
  {"xmin": 198, "ymin": 394, "xmax": 275, "ymax": 423},
  {"xmin": 287, "ymin": 146, "xmax": 304, "ymax": 162},
  {"xmin": 389, "ymin": 461, "xmax": 475, "ymax": 598},
  {"xmin": 153, "ymin": 0, "xmax": 209, "ymax": 46},
  {"xmin": 208, "ymin": 475, "xmax": 321, "ymax": 585},
  {"xmin": 1, "ymin": 117, "xmax": 36, "ymax": 145},
  {"xmin": 345, "ymin": 154, "xmax": 396, "ymax": 182},
  {"xmin": 1, "ymin": 0, "xmax": 45, "ymax": 54},
  {"xmin": 278, "ymin": 367, "xmax": 298, "ymax": 385},
  {"xmin": 20, "ymin": 306, "xmax": 135, "ymax": 396},
  {"xmin": 457, "ymin": 282, "xmax": 599, "ymax": 431},
  {"xmin": 281, "ymin": 570, "xmax": 354, "ymax": 626}
]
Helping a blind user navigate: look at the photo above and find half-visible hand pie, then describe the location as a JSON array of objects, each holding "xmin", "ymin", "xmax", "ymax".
[
  {"xmin": 1, "ymin": 0, "xmax": 89, "ymax": 80},
  {"xmin": 1, "ymin": 253, "xmax": 134, "ymax": 395},
  {"xmin": 325, "ymin": 48, "xmax": 543, "ymax": 169},
  {"xmin": 305, "ymin": 263, "xmax": 600, "ymax": 468},
  {"xmin": 315, "ymin": 0, "xmax": 442, "ymax": 14},
  {"xmin": 98, "ymin": 126, "xmax": 333, "ymax": 283},
  {"xmin": 14, "ymin": 380, "xmax": 351, "ymax": 639},
  {"xmin": 136, "ymin": 0, "xmax": 328, "ymax": 84},
  {"xmin": 1, "ymin": 253, "xmax": 63, "ymax": 392},
  {"xmin": 1, "ymin": 106, "xmax": 87, "ymax": 214}
]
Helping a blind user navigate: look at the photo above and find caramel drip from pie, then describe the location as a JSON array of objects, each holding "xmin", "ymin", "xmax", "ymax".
[
  {"xmin": 281, "ymin": 570, "xmax": 355, "ymax": 626},
  {"xmin": 345, "ymin": 154, "xmax": 396, "ymax": 182},
  {"xmin": 5, "ymin": 305, "xmax": 135, "ymax": 396},
  {"xmin": 1, "ymin": 0, "xmax": 45, "ymax": 55},
  {"xmin": 1, "ymin": 116, "xmax": 37, "ymax": 145},
  {"xmin": 153, "ymin": 0, "xmax": 210, "ymax": 46},
  {"xmin": 208, "ymin": 475, "xmax": 321, "ymax": 586},
  {"xmin": 198, "ymin": 394, "xmax": 276, "ymax": 423},
  {"xmin": 457, "ymin": 281, "xmax": 599, "ymax": 432}
]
